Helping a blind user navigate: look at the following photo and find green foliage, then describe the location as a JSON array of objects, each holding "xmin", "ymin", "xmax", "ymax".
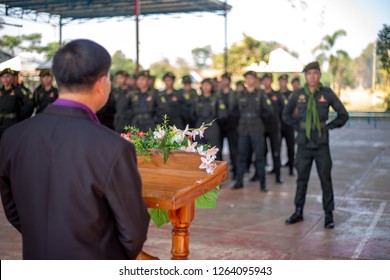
[
  {"xmin": 149, "ymin": 58, "xmax": 175, "ymax": 80},
  {"xmin": 148, "ymin": 209, "xmax": 169, "ymax": 228},
  {"xmin": 39, "ymin": 42, "xmax": 60, "ymax": 62},
  {"xmin": 195, "ymin": 188, "xmax": 219, "ymax": 209},
  {"xmin": 0, "ymin": 32, "xmax": 61, "ymax": 62},
  {"xmin": 211, "ymin": 33, "xmax": 295, "ymax": 77},
  {"xmin": 192, "ymin": 45, "xmax": 212, "ymax": 70},
  {"xmin": 110, "ymin": 50, "xmax": 136, "ymax": 74},
  {"xmin": 376, "ymin": 24, "xmax": 390, "ymax": 75}
]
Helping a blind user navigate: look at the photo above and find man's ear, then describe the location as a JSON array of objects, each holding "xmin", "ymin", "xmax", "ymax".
[{"xmin": 93, "ymin": 75, "xmax": 107, "ymax": 96}]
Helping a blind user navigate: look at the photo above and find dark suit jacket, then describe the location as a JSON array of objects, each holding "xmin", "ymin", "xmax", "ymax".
[{"xmin": 0, "ymin": 104, "xmax": 150, "ymax": 259}]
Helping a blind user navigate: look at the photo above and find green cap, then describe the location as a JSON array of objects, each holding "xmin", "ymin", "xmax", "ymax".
[
  {"xmin": 135, "ymin": 70, "xmax": 150, "ymax": 79},
  {"xmin": 278, "ymin": 74, "xmax": 288, "ymax": 81},
  {"xmin": 0, "ymin": 68, "xmax": 13, "ymax": 77},
  {"xmin": 182, "ymin": 75, "xmax": 192, "ymax": 84},
  {"xmin": 39, "ymin": 69, "xmax": 53, "ymax": 77},
  {"xmin": 163, "ymin": 72, "xmax": 176, "ymax": 80},
  {"xmin": 244, "ymin": 70, "xmax": 257, "ymax": 78},
  {"xmin": 221, "ymin": 72, "xmax": 232, "ymax": 81},
  {"xmin": 262, "ymin": 73, "xmax": 273, "ymax": 80},
  {"xmin": 303, "ymin": 61, "xmax": 321, "ymax": 73}
]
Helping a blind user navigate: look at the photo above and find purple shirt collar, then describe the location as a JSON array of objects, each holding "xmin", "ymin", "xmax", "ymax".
[{"xmin": 53, "ymin": 98, "xmax": 100, "ymax": 124}]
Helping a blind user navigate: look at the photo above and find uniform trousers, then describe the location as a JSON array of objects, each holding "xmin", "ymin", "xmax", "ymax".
[{"xmin": 295, "ymin": 144, "xmax": 334, "ymax": 213}]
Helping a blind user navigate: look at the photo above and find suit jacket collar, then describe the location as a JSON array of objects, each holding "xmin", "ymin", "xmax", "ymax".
[{"xmin": 43, "ymin": 104, "xmax": 98, "ymax": 123}]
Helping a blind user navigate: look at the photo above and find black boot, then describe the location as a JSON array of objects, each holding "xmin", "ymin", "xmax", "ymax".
[
  {"xmin": 232, "ymin": 182, "xmax": 243, "ymax": 190},
  {"xmin": 289, "ymin": 168, "xmax": 295, "ymax": 176},
  {"xmin": 324, "ymin": 212, "xmax": 334, "ymax": 229},
  {"xmin": 250, "ymin": 174, "xmax": 259, "ymax": 182},
  {"xmin": 260, "ymin": 185, "xmax": 268, "ymax": 192},
  {"xmin": 276, "ymin": 176, "xmax": 284, "ymax": 184},
  {"xmin": 285, "ymin": 207, "xmax": 303, "ymax": 224}
]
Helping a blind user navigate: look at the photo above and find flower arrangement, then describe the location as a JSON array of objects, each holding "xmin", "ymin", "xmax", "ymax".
[
  {"xmin": 121, "ymin": 116, "xmax": 219, "ymax": 174},
  {"xmin": 120, "ymin": 116, "xmax": 220, "ymax": 227}
]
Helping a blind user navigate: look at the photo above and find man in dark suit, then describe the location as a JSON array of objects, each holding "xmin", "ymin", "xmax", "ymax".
[{"xmin": 0, "ymin": 39, "xmax": 150, "ymax": 259}]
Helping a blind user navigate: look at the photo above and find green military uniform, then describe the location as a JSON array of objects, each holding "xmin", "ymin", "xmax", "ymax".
[
  {"xmin": 233, "ymin": 74, "xmax": 274, "ymax": 191},
  {"xmin": 278, "ymin": 74, "xmax": 295, "ymax": 175},
  {"xmin": 0, "ymin": 69, "xmax": 34, "ymax": 138},
  {"xmin": 33, "ymin": 85, "xmax": 59, "ymax": 114},
  {"xmin": 97, "ymin": 88, "xmax": 116, "ymax": 130},
  {"xmin": 113, "ymin": 86, "xmax": 132, "ymax": 132},
  {"xmin": 262, "ymin": 73, "xmax": 285, "ymax": 183},
  {"xmin": 193, "ymin": 79, "xmax": 227, "ymax": 160},
  {"xmin": 155, "ymin": 89, "xmax": 185, "ymax": 129},
  {"xmin": 283, "ymin": 62, "xmax": 349, "ymax": 228},
  {"xmin": 155, "ymin": 72, "xmax": 185, "ymax": 128},
  {"xmin": 130, "ymin": 88, "xmax": 157, "ymax": 132},
  {"xmin": 179, "ymin": 75, "xmax": 198, "ymax": 127},
  {"xmin": 217, "ymin": 73, "xmax": 239, "ymax": 178}
]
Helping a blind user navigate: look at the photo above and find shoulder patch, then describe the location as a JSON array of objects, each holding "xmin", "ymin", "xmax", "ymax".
[{"xmin": 298, "ymin": 94, "xmax": 306, "ymax": 103}]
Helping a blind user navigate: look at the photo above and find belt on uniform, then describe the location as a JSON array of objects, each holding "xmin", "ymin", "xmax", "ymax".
[
  {"xmin": 134, "ymin": 113, "xmax": 152, "ymax": 120},
  {"xmin": 0, "ymin": 113, "xmax": 17, "ymax": 119},
  {"xmin": 241, "ymin": 112, "xmax": 259, "ymax": 119},
  {"xmin": 300, "ymin": 121, "xmax": 327, "ymax": 129}
]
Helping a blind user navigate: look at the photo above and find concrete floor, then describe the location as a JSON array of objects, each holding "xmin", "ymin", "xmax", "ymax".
[{"xmin": 1, "ymin": 127, "xmax": 389, "ymax": 260}]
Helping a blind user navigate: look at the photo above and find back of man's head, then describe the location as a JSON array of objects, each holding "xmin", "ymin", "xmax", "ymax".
[{"xmin": 52, "ymin": 39, "xmax": 111, "ymax": 93}]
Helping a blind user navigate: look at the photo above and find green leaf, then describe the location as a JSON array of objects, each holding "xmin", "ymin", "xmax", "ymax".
[
  {"xmin": 163, "ymin": 147, "xmax": 170, "ymax": 163},
  {"xmin": 148, "ymin": 208, "xmax": 169, "ymax": 228},
  {"xmin": 195, "ymin": 188, "xmax": 218, "ymax": 209}
]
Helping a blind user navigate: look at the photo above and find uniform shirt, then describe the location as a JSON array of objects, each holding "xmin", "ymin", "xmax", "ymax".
[
  {"xmin": 217, "ymin": 88, "xmax": 239, "ymax": 129},
  {"xmin": 263, "ymin": 90, "xmax": 285, "ymax": 130},
  {"xmin": 283, "ymin": 85, "xmax": 349, "ymax": 147},
  {"xmin": 236, "ymin": 89, "xmax": 273, "ymax": 136},
  {"xmin": 155, "ymin": 89, "xmax": 184, "ymax": 128},
  {"xmin": 193, "ymin": 95, "xmax": 227, "ymax": 127},
  {"xmin": 130, "ymin": 88, "xmax": 157, "ymax": 132},
  {"xmin": 33, "ymin": 85, "xmax": 59, "ymax": 114}
]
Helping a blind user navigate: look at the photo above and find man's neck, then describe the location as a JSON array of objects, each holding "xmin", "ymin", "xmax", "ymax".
[
  {"xmin": 44, "ymin": 84, "xmax": 52, "ymax": 91},
  {"xmin": 58, "ymin": 92, "xmax": 98, "ymax": 113}
]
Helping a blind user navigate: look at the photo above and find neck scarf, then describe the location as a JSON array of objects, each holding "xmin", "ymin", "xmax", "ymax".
[{"xmin": 304, "ymin": 83, "xmax": 322, "ymax": 140}]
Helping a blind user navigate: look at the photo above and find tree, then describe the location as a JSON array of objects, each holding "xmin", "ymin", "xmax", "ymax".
[
  {"xmin": 376, "ymin": 24, "xmax": 390, "ymax": 85},
  {"xmin": 39, "ymin": 42, "xmax": 61, "ymax": 62},
  {"xmin": 0, "ymin": 33, "xmax": 43, "ymax": 56},
  {"xmin": 212, "ymin": 33, "xmax": 294, "ymax": 77},
  {"xmin": 110, "ymin": 50, "xmax": 136, "ymax": 74},
  {"xmin": 313, "ymin": 29, "xmax": 348, "ymax": 90},
  {"xmin": 149, "ymin": 58, "xmax": 175, "ymax": 80},
  {"xmin": 192, "ymin": 45, "xmax": 212, "ymax": 70}
]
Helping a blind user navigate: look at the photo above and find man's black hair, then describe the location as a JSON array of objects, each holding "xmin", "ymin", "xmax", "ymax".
[{"xmin": 52, "ymin": 39, "xmax": 111, "ymax": 92}]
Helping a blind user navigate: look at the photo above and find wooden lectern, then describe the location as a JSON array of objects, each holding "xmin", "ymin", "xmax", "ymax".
[{"xmin": 137, "ymin": 150, "xmax": 228, "ymax": 260}]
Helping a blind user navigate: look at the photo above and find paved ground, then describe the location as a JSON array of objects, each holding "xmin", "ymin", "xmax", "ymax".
[{"xmin": 1, "ymin": 127, "xmax": 389, "ymax": 260}]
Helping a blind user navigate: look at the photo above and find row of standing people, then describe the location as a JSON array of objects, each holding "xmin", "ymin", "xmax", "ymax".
[
  {"xmin": 0, "ymin": 68, "xmax": 59, "ymax": 139},
  {"xmin": 98, "ymin": 69, "xmax": 301, "ymax": 192}
]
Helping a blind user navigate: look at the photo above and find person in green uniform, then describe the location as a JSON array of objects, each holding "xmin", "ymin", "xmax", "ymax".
[
  {"xmin": 278, "ymin": 74, "xmax": 295, "ymax": 176},
  {"xmin": 179, "ymin": 75, "xmax": 198, "ymax": 127},
  {"xmin": 155, "ymin": 72, "xmax": 185, "ymax": 128},
  {"xmin": 283, "ymin": 61, "xmax": 349, "ymax": 229},
  {"xmin": 262, "ymin": 73, "xmax": 284, "ymax": 184},
  {"xmin": 291, "ymin": 77, "xmax": 301, "ymax": 91},
  {"xmin": 193, "ymin": 78, "xmax": 226, "ymax": 160},
  {"xmin": 33, "ymin": 69, "xmax": 59, "ymax": 114},
  {"xmin": 233, "ymin": 71, "xmax": 274, "ymax": 192},
  {"xmin": 0, "ymin": 68, "xmax": 34, "ymax": 138},
  {"xmin": 12, "ymin": 70, "xmax": 33, "ymax": 100},
  {"xmin": 217, "ymin": 72, "xmax": 239, "ymax": 179},
  {"xmin": 130, "ymin": 70, "xmax": 157, "ymax": 132},
  {"xmin": 112, "ymin": 70, "xmax": 132, "ymax": 132}
]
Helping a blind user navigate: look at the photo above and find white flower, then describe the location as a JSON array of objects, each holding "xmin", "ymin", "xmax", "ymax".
[
  {"xmin": 192, "ymin": 123, "xmax": 207, "ymax": 140},
  {"xmin": 197, "ymin": 145, "xmax": 206, "ymax": 156},
  {"xmin": 181, "ymin": 140, "xmax": 198, "ymax": 153},
  {"xmin": 205, "ymin": 146, "xmax": 219, "ymax": 157},
  {"xmin": 153, "ymin": 129, "xmax": 166, "ymax": 139},
  {"xmin": 171, "ymin": 125, "xmax": 189, "ymax": 144},
  {"xmin": 199, "ymin": 156, "xmax": 217, "ymax": 174}
]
